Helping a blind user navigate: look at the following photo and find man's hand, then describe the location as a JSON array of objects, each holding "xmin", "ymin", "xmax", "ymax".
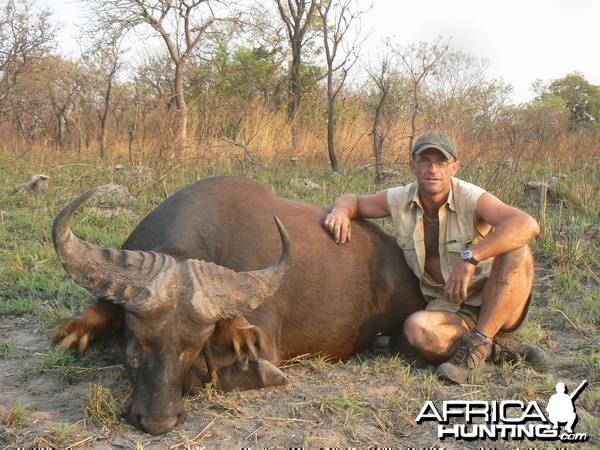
[
  {"xmin": 323, "ymin": 190, "xmax": 389, "ymax": 244},
  {"xmin": 444, "ymin": 260, "xmax": 477, "ymax": 303},
  {"xmin": 324, "ymin": 209, "xmax": 352, "ymax": 244}
]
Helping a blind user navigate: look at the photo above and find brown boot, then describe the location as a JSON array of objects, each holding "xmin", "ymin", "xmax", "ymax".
[
  {"xmin": 436, "ymin": 330, "xmax": 490, "ymax": 384},
  {"xmin": 491, "ymin": 337, "xmax": 548, "ymax": 367}
]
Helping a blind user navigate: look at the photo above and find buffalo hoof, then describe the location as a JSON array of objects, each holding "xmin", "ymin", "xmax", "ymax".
[
  {"xmin": 372, "ymin": 335, "xmax": 391, "ymax": 356},
  {"xmin": 214, "ymin": 358, "xmax": 287, "ymax": 391}
]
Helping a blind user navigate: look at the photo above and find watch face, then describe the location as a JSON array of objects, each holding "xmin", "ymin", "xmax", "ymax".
[{"xmin": 461, "ymin": 249, "xmax": 472, "ymax": 260}]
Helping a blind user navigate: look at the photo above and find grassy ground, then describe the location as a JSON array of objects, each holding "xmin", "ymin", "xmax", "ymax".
[{"xmin": 0, "ymin": 152, "xmax": 598, "ymax": 448}]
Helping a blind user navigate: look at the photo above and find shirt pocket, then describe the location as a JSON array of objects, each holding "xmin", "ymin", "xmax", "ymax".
[{"xmin": 396, "ymin": 237, "xmax": 421, "ymax": 277}]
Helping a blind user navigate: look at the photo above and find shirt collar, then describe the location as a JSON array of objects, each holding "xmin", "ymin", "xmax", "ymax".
[
  {"xmin": 408, "ymin": 177, "xmax": 457, "ymax": 211},
  {"xmin": 407, "ymin": 182, "xmax": 421, "ymax": 210},
  {"xmin": 447, "ymin": 177, "xmax": 457, "ymax": 211}
]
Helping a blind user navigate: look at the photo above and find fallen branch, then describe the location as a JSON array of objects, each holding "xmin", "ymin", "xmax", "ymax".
[
  {"xmin": 222, "ymin": 137, "xmax": 260, "ymax": 165},
  {"xmin": 66, "ymin": 436, "xmax": 95, "ymax": 449},
  {"xmin": 584, "ymin": 262, "xmax": 599, "ymax": 284},
  {"xmin": 170, "ymin": 418, "xmax": 216, "ymax": 448},
  {"xmin": 548, "ymin": 307, "xmax": 586, "ymax": 336}
]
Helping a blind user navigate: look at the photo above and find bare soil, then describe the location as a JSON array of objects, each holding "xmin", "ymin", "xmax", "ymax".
[{"xmin": 0, "ymin": 306, "xmax": 597, "ymax": 449}]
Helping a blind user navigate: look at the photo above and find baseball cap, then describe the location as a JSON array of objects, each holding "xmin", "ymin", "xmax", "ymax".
[{"xmin": 411, "ymin": 131, "xmax": 458, "ymax": 160}]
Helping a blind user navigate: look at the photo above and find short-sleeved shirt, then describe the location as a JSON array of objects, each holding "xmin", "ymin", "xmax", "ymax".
[{"xmin": 387, "ymin": 177, "xmax": 493, "ymax": 313}]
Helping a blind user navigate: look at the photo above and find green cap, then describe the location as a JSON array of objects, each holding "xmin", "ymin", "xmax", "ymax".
[{"xmin": 412, "ymin": 131, "xmax": 458, "ymax": 160}]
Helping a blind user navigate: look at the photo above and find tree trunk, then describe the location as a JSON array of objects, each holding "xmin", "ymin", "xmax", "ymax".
[
  {"xmin": 57, "ymin": 114, "xmax": 64, "ymax": 148},
  {"xmin": 128, "ymin": 123, "xmax": 135, "ymax": 164},
  {"xmin": 289, "ymin": 48, "xmax": 302, "ymax": 152},
  {"xmin": 275, "ymin": 0, "xmax": 317, "ymax": 153},
  {"xmin": 290, "ymin": 50, "xmax": 302, "ymax": 120},
  {"xmin": 373, "ymin": 88, "xmax": 387, "ymax": 183},
  {"xmin": 99, "ymin": 75, "xmax": 113, "ymax": 160},
  {"xmin": 174, "ymin": 60, "xmax": 188, "ymax": 150},
  {"xmin": 326, "ymin": 71, "xmax": 338, "ymax": 172},
  {"xmin": 408, "ymin": 88, "xmax": 419, "ymax": 153}
]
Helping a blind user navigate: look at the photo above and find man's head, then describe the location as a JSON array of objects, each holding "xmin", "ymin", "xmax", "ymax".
[
  {"xmin": 411, "ymin": 131, "xmax": 458, "ymax": 161},
  {"xmin": 409, "ymin": 131, "xmax": 460, "ymax": 198}
]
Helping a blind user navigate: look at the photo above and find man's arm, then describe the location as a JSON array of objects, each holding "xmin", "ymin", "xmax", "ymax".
[
  {"xmin": 444, "ymin": 192, "xmax": 540, "ymax": 303},
  {"xmin": 470, "ymin": 192, "xmax": 540, "ymax": 262},
  {"xmin": 324, "ymin": 190, "xmax": 390, "ymax": 244}
]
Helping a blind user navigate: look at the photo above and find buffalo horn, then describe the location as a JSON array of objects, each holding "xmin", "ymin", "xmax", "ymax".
[
  {"xmin": 53, "ymin": 187, "xmax": 293, "ymax": 318},
  {"xmin": 185, "ymin": 216, "xmax": 293, "ymax": 321},
  {"xmin": 52, "ymin": 186, "xmax": 178, "ymax": 310}
]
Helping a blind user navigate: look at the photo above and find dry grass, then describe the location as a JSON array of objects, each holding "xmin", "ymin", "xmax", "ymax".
[
  {"xmin": 1, "ymin": 401, "xmax": 30, "ymax": 428},
  {"xmin": 84, "ymin": 384, "xmax": 122, "ymax": 427}
]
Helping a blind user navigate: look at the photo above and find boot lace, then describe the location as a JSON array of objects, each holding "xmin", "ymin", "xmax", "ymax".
[{"xmin": 450, "ymin": 333, "xmax": 487, "ymax": 369}]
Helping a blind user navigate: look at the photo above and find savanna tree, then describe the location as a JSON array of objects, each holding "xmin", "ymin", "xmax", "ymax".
[
  {"xmin": 0, "ymin": 0, "xmax": 56, "ymax": 141},
  {"xmin": 316, "ymin": 0, "xmax": 364, "ymax": 173},
  {"xmin": 274, "ymin": 0, "xmax": 318, "ymax": 149},
  {"xmin": 547, "ymin": 72, "xmax": 600, "ymax": 131},
  {"xmin": 389, "ymin": 37, "xmax": 450, "ymax": 152},
  {"xmin": 81, "ymin": 23, "xmax": 127, "ymax": 159},
  {"xmin": 78, "ymin": 0, "xmax": 243, "ymax": 151},
  {"xmin": 365, "ymin": 44, "xmax": 397, "ymax": 183},
  {"xmin": 424, "ymin": 50, "xmax": 513, "ymax": 154}
]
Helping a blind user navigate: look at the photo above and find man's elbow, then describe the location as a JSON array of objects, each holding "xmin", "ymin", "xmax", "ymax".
[{"xmin": 526, "ymin": 215, "xmax": 540, "ymax": 240}]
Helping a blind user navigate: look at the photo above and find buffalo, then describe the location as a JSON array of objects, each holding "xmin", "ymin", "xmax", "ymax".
[{"xmin": 51, "ymin": 176, "xmax": 424, "ymax": 434}]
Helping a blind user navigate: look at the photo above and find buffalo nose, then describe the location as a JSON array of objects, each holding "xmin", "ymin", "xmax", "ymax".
[{"xmin": 138, "ymin": 410, "xmax": 187, "ymax": 435}]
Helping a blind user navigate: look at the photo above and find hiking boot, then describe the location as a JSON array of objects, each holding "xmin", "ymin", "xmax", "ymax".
[
  {"xmin": 491, "ymin": 337, "xmax": 548, "ymax": 367},
  {"xmin": 436, "ymin": 330, "xmax": 490, "ymax": 384}
]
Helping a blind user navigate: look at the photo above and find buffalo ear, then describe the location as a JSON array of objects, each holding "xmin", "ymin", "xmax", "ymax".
[{"xmin": 214, "ymin": 358, "xmax": 287, "ymax": 391}]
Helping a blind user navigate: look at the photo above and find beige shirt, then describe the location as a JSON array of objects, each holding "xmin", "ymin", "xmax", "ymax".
[{"xmin": 387, "ymin": 177, "xmax": 492, "ymax": 312}]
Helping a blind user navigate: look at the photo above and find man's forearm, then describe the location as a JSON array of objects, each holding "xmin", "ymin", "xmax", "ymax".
[
  {"xmin": 471, "ymin": 215, "xmax": 539, "ymax": 262},
  {"xmin": 331, "ymin": 194, "xmax": 359, "ymax": 218}
]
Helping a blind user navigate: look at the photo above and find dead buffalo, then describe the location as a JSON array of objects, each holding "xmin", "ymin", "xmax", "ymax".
[{"xmin": 51, "ymin": 176, "xmax": 424, "ymax": 434}]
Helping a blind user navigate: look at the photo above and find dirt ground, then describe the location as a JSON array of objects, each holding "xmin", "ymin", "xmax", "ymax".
[{"xmin": 0, "ymin": 308, "xmax": 597, "ymax": 449}]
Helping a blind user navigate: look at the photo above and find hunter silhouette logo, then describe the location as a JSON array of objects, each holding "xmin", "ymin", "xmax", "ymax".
[
  {"xmin": 416, "ymin": 379, "xmax": 589, "ymax": 442},
  {"xmin": 546, "ymin": 380, "xmax": 587, "ymax": 434}
]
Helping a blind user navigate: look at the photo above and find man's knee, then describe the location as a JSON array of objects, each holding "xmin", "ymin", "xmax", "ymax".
[
  {"xmin": 404, "ymin": 311, "xmax": 426, "ymax": 345},
  {"xmin": 404, "ymin": 311, "xmax": 440, "ymax": 347},
  {"xmin": 404, "ymin": 310, "xmax": 469, "ymax": 362}
]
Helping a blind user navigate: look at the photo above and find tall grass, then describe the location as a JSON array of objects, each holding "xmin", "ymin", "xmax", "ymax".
[{"xmin": 1, "ymin": 141, "xmax": 597, "ymax": 324}]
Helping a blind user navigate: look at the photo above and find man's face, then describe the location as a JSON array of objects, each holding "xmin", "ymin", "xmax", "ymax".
[{"xmin": 409, "ymin": 148, "xmax": 460, "ymax": 198}]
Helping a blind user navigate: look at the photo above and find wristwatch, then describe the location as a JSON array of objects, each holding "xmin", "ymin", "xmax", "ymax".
[{"xmin": 460, "ymin": 249, "xmax": 479, "ymax": 265}]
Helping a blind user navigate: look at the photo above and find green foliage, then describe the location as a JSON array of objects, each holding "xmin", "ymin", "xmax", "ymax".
[
  {"xmin": 533, "ymin": 72, "xmax": 600, "ymax": 131},
  {"xmin": 550, "ymin": 72, "xmax": 600, "ymax": 126},
  {"xmin": 211, "ymin": 43, "xmax": 282, "ymax": 102}
]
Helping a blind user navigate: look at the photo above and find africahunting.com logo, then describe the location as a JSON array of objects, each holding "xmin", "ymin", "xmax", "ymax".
[{"xmin": 416, "ymin": 380, "xmax": 589, "ymax": 442}]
